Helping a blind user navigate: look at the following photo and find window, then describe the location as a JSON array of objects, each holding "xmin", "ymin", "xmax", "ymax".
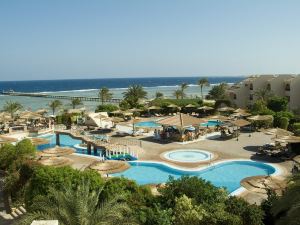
[
  {"xmin": 267, "ymin": 83, "xmax": 271, "ymax": 90},
  {"xmin": 233, "ymin": 94, "xmax": 237, "ymax": 100},
  {"xmin": 249, "ymin": 94, "xmax": 253, "ymax": 100},
  {"xmin": 245, "ymin": 83, "xmax": 248, "ymax": 87},
  {"xmin": 250, "ymin": 83, "xmax": 253, "ymax": 90},
  {"xmin": 285, "ymin": 83, "xmax": 291, "ymax": 91},
  {"xmin": 286, "ymin": 96, "xmax": 290, "ymax": 102}
]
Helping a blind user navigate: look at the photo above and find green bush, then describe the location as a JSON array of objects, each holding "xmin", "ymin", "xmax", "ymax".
[
  {"xmin": 278, "ymin": 117, "xmax": 289, "ymax": 130},
  {"xmin": 25, "ymin": 165, "xmax": 104, "ymax": 206},
  {"xmin": 267, "ymin": 96, "xmax": 288, "ymax": 112},
  {"xmin": 95, "ymin": 104, "xmax": 118, "ymax": 113}
]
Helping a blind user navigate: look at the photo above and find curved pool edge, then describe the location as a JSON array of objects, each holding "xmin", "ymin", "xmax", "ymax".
[{"xmin": 126, "ymin": 159, "xmax": 285, "ymax": 195}]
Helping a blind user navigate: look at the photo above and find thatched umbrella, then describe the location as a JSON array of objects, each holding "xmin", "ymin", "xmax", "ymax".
[
  {"xmin": 111, "ymin": 117, "xmax": 124, "ymax": 123},
  {"xmin": 148, "ymin": 106, "xmax": 161, "ymax": 110},
  {"xmin": 38, "ymin": 156, "xmax": 73, "ymax": 167},
  {"xmin": 264, "ymin": 128, "xmax": 293, "ymax": 137},
  {"xmin": 158, "ymin": 113, "xmax": 205, "ymax": 128},
  {"xmin": 19, "ymin": 111, "xmax": 43, "ymax": 120},
  {"xmin": 0, "ymin": 112, "xmax": 12, "ymax": 122},
  {"xmin": 35, "ymin": 108, "xmax": 48, "ymax": 115},
  {"xmin": 217, "ymin": 106, "xmax": 235, "ymax": 112},
  {"xmin": 89, "ymin": 160, "xmax": 130, "ymax": 175},
  {"xmin": 111, "ymin": 110, "xmax": 124, "ymax": 115},
  {"xmin": 208, "ymin": 115, "xmax": 229, "ymax": 121},
  {"xmin": 248, "ymin": 115, "xmax": 274, "ymax": 122},
  {"xmin": 275, "ymin": 135, "xmax": 300, "ymax": 143},
  {"xmin": 0, "ymin": 135, "xmax": 17, "ymax": 146},
  {"xmin": 29, "ymin": 137, "xmax": 50, "ymax": 146},
  {"xmin": 184, "ymin": 104, "xmax": 196, "ymax": 108},
  {"xmin": 231, "ymin": 119, "xmax": 251, "ymax": 127},
  {"xmin": 129, "ymin": 108, "xmax": 143, "ymax": 113},
  {"xmin": 39, "ymin": 146, "xmax": 76, "ymax": 157},
  {"xmin": 240, "ymin": 175, "xmax": 286, "ymax": 195},
  {"xmin": 198, "ymin": 106, "xmax": 214, "ymax": 111},
  {"xmin": 167, "ymin": 104, "xmax": 179, "ymax": 108}
]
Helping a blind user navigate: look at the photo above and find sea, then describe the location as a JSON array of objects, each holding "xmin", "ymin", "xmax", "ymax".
[{"xmin": 0, "ymin": 76, "xmax": 244, "ymax": 112}]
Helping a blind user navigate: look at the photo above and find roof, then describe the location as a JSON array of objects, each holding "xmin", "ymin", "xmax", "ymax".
[{"xmin": 158, "ymin": 113, "xmax": 205, "ymax": 128}]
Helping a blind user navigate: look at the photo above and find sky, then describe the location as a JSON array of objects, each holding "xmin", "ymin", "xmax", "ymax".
[{"xmin": 1, "ymin": 0, "xmax": 300, "ymax": 81}]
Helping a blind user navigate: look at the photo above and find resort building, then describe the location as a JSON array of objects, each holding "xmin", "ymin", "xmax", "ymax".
[{"xmin": 227, "ymin": 74, "xmax": 300, "ymax": 111}]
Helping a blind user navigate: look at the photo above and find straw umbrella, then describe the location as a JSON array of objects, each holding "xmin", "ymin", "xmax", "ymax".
[
  {"xmin": 35, "ymin": 108, "xmax": 48, "ymax": 115},
  {"xmin": 0, "ymin": 112, "xmax": 12, "ymax": 122},
  {"xmin": 148, "ymin": 106, "xmax": 161, "ymax": 110},
  {"xmin": 208, "ymin": 115, "xmax": 229, "ymax": 121},
  {"xmin": 264, "ymin": 128, "xmax": 293, "ymax": 137},
  {"xmin": 198, "ymin": 106, "xmax": 214, "ymax": 111},
  {"xmin": 89, "ymin": 160, "xmax": 130, "ymax": 175},
  {"xmin": 217, "ymin": 106, "xmax": 235, "ymax": 112},
  {"xmin": 167, "ymin": 104, "xmax": 179, "ymax": 108},
  {"xmin": 0, "ymin": 135, "xmax": 17, "ymax": 146},
  {"xmin": 248, "ymin": 115, "xmax": 274, "ymax": 122},
  {"xmin": 29, "ymin": 137, "xmax": 50, "ymax": 146},
  {"xmin": 39, "ymin": 146, "xmax": 76, "ymax": 157},
  {"xmin": 38, "ymin": 156, "xmax": 73, "ymax": 167}
]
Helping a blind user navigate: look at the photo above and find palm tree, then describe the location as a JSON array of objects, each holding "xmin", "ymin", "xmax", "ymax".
[
  {"xmin": 123, "ymin": 85, "xmax": 147, "ymax": 108},
  {"xmin": 99, "ymin": 87, "xmax": 113, "ymax": 105},
  {"xmin": 155, "ymin": 91, "xmax": 164, "ymax": 99},
  {"xmin": 2, "ymin": 101, "xmax": 23, "ymax": 119},
  {"xmin": 48, "ymin": 100, "xmax": 62, "ymax": 115},
  {"xmin": 70, "ymin": 98, "xmax": 83, "ymax": 109},
  {"xmin": 197, "ymin": 78, "xmax": 210, "ymax": 99},
  {"xmin": 17, "ymin": 182, "xmax": 135, "ymax": 225},
  {"xmin": 180, "ymin": 83, "xmax": 188, "ymax": 99},
  {"xmin": 173, "ymin": 90, "xmax": 182, "ymax": 100}
]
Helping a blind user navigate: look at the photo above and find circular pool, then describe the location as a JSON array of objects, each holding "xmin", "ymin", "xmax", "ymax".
[{"xmin": 163, "ymin": 149, "xmax": 213, "ymax": 163}]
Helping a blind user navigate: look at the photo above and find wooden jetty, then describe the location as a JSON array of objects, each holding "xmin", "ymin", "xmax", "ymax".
[{"xmin": 1, "ymin": 91, "xmax": 122, "ymax": 103}]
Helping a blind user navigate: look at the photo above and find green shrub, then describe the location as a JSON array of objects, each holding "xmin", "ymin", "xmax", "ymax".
[
  {"xmin": 95, "ymin": 104, "xmax": 118, "ymax": 113},
  {"xmin": 278, "ymin": 117, "xmax": 289, "ymax": 130},
  {"xmin": 25, "ymin": 165, "xmax": 103, "ymax": 206},
  {"xmin": 267, "ymin": 96, "xmax": 288, "ymax": 112}
]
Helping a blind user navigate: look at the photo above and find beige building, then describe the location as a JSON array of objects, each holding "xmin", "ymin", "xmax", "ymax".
[{"xmin": 227, "ymin": 74, "xmax": 300, "ymax": 111}]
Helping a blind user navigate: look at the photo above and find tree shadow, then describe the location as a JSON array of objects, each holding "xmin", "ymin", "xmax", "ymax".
[
  {"xmin": 243, "ymin": 145, "xmax": 261, "ymax": 152},
  {"xmin": 139, "ymin": 136, "xmax": 173, "ymax": 145}
]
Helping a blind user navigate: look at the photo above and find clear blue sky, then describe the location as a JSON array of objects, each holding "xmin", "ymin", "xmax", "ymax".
[{"xmin": 1, "ymin": 0, "xmax": 300, "ymax": 81}]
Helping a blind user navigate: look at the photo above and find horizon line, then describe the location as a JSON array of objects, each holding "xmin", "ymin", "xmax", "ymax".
[{"xmin": 1, "ymin": 74, "xmax": 248, "ymax": 82}]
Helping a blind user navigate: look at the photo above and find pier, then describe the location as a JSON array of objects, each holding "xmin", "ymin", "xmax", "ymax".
[{"xmin": 1, "ymin": 91, "xmax": 122, "ymax": 103}]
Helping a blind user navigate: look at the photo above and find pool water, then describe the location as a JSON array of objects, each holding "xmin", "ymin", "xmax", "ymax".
[
  {"xmin": 37, "ymin": 134, "xmax": 104, "ymax": 156},
  {"xmin": 201, "ymin": 120, "xmax": 223, "ymax": 127},
  {"xmin": 112, "ymin": 161, "xmax": 276, "ymax": 193},
  {"xmin": 164, "ymin": 149, "xmax": 212, "ymax": 163},
  {"xmin": 135, "ymin": 121, "xmax": 161, "ymax": 128}
]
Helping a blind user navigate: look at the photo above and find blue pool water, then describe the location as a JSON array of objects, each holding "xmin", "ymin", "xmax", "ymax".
[
  {"xmin": 201, "ymin": 120, "xmax": 223, "ymax": 127},
  {"xmin": 164, "ymin": 149, "xmax": 212, "ymax": 163},
  {"xmin": 37, "ymin": 134, "xmax": 103, "ymax": 156},
  {"xmin": 112, "ymin": 161, "xmax": 276, "ymax": 193},
  {"xmin": 135, "ymin": 121, "xmax": 161, "ymax": 128}
]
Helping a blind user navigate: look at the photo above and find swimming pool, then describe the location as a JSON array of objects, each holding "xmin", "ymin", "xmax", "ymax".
[
  {"xmin": 37, "ymin": 134, "xmax": 104, "ymax": 156},
  {"xmin": 135, "ymin": 121, "xmax": 161, "ymax": 128},
  {"xmin": 112, "ymin": 160, "xmax": 277, "ymax": 193},
  {"xmin": 201, "ymin": 120, "xmax": 223, "ymax": 127},
  {"xmin": 164, "ymin": 149, "xmax": 213, "ymax": 163}
]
